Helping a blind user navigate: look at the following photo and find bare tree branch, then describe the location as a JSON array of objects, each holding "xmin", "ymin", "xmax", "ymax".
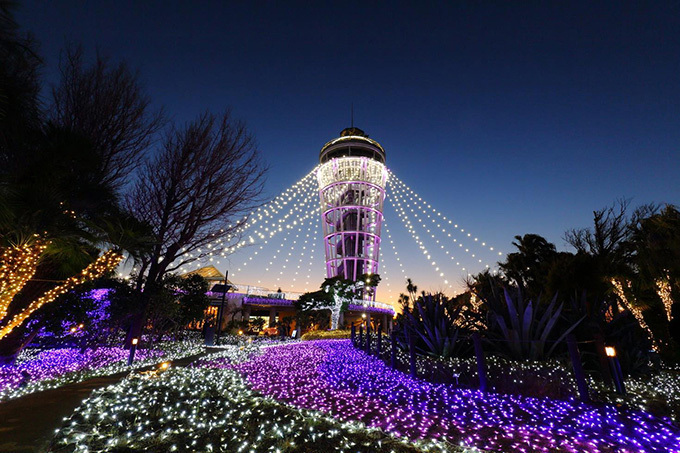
[
  {"xmin": 565, "ymin": 198, "xmax": 632, "ymax": 258},
  {"xmin": 51, "ymin": 46, "xmax": 164, "ymax": 190},
  {"xmin": 127, "ymin": 110, "xmax": 267, "ymax": 290}
]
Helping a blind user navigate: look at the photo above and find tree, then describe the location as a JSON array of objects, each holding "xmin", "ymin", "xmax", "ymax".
[
  {"xmin": 499, "ymin": 234, "xmax": 558, "ymax": 299},
  {"xmin": 51, "ymin": 46, "xmax": 164, "ymax": 189},
  {"xmin": 628, "ymin": 204, "xmax": 680, "ymax": 348},
  {"xmin": 0, "ymin": 7, "xmax": 153, "ymax": 360},
  {"xmin": 126, "ymin": 111, "xmax": 266, "ymax": 343},
  {"xmin": 397, "ymin": 293, "xmax": 410, "ymax": 315},
  {"xmin": 0, "ymin": 241, "xmax": 121, "ymax": 335},
  {"xmin": 0, "ymin": 0, "xmax": 42, "ymax": 168},
  {"xmin": 406, "ymin": 277, "xmax": 418, "ymax": 304},
  {"xmin": 297, "ymin": 274, "xmax": 381, "ymax": 330},
  {"xmin": 144, "ymin": 273, "xmax": 210, "ymax": 340},
  {"xmin": 297, "ymin": 277, "xmax": 350, "ymax": 331},
  {"xmin": 564, "ymin": 199, "xmax": 656, "ymax": 275}
]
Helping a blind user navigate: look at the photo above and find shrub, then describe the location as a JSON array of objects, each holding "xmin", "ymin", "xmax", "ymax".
[
  {"xmin": 486, "ymin": 288, "xmax": 582, "ymax": 361},
  {"xmin": 403, "ymin": 293, "xmax": 462, "ymax": 358},
  {"xmin": 301, "ymin": 330, "xmax": 351, "ymax": 341}
]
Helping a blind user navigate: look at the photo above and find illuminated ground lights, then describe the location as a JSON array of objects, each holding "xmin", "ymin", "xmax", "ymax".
[
  {"xmin": 47, "ymin": 340, "xmax": 680, "ymax": 452},
  {"xmin": 0, "ymin": 340, "xmax": 203, "ymax": 401},
  {"xmin": 53, "ymin": 345, "xmax": 464, "ymax": 453},
  {"xmin": 235, "ymin": 341, "xmax": 680, "ymax": 453}
]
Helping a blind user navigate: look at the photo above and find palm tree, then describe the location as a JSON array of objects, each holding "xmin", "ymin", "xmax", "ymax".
[{"xmin": 406, "ymin": 278, "xmax": 418, "ymax": 304}]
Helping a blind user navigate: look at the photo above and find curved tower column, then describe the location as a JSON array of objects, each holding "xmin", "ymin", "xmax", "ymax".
[{"xmin": 317, "ymin": 127, "xmax": 387, "ymax": 300}]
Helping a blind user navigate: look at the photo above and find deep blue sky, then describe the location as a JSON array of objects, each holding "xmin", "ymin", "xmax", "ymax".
[{"xmin": 18, "ymin": 1, "xmax": 680, "ymax": 301}]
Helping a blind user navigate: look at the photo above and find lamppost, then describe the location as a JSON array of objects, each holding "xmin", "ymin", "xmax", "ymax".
[
  {"xmin": 214, "ymin": 270, "xmax": 232, "ymax": 346},
  {"xmin": 606, "ymin": 346, "xmax": 626, "ymax": 395},
  {"xmin": 127, "ymin": 337, "xmax": 139, "ymax": 366}
]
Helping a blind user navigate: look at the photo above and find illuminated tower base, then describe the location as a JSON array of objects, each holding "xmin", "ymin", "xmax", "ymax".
[{"xmin": 317, "ymin": 127, "xmax": 387, "ymax": 300}]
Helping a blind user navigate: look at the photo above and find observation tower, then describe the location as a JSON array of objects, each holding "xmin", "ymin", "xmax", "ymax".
[{"xmin": 317, "ymin": 127, "xmax": 387, "ymax": 300}]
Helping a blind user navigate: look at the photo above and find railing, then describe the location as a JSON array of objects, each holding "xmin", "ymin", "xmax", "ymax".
[
  {"xmin": 208, "ymin": 283, "xmax": 395, "ymax": 314},
  {"xmin": 349, "ymin": 299, "xmax": 394, "ymax": 312}
]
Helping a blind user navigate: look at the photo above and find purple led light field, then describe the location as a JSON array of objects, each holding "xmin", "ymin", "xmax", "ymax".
[
  {"xmin": 0, "ymin": 347, "xmax": 162, "ymax": 394},
  {"xmin": 235, "ymin": 340, "xmax": 680, "ymax": 452}
]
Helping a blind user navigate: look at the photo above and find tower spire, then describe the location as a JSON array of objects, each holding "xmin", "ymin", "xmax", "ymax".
[{"xmin": 351, "ymin": 102, "xmax": 354, "ymax": 128}]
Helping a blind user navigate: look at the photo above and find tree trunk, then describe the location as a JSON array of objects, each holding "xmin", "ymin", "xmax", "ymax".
[{"xmin": 0, "ymin": 326, "xmax": 40, "ymax": 365}]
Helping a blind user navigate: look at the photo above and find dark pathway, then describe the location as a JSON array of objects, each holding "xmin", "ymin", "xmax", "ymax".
[{"xmin": 0, "ymin": 351, "xmax": 210, "ymax": 452}]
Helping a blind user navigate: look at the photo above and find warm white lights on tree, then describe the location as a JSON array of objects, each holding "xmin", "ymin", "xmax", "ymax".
[{"xmin": 0, "ymin": 241, "xmax": 123, "ymax": 340}]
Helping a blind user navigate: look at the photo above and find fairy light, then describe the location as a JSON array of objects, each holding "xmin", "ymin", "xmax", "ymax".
[
  {"xmin": 53, "ymin": 343, "xmax": 455, "ymax": 452},
  {"xmin": 388, "ymin": 180, "xmax": 454, "ymax": 290},
  {"xmin": 0, "ymin": 338, "xmax": 203, "ymax": 402},
  {"xmin": 220, "ymin": 167, "xmax": 318, "ymax": 244},
  {"xmin": 0, "ymin": 238, "xmax": 48, "ymax": 321},
  {"xmin": 273, "ymin": 204, "xmax": 311, "ymax": 285},
  {"xmin": 389, "ymin": 182, "xmax": 464, "ymax": 271},
  {"xmin": 611, "ymin": 278, "xmax": 658, "ymax": 351},
  {"xmin": 388, "ymin": 171, "xmax": 502, "ymax": 260},
  {"xmin": 232, "ymin": 341, "xmax": 680, "ymax": 452},
  {"xmin": 232, "ymin": 183, "xmax": 317, "ymax": 285},
  {"xmin": 290, "ymin": 207, "xmax": 317, "ymax": 289},
  {"xmin": 177, "ymin": 168, "xmax": 319, "ymax": 273},
  {"xmin": 388, "ymin": 175, "xmax": 498, "ymax": 275},
  {"xmin": 40, "ymin": 339, "xmax": 680, "ymax": 452},
  {"xmin": 380, "ymin": 218, "xmax": 407, "ymax": 303},
  {"xmin": 0, "ymin": 248, "xmax": 123, "ymax": 340},
  {"xmin": 655, "ymin": 275, "xmax": 673, "ymax": 321},
  {"xmin": 302, "ymin": 205, "xmax": 322, "ymax": 292}
]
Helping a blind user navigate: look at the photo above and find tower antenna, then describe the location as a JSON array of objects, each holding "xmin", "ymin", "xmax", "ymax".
[{"xmin": 351, "ymin": 103, "xmax": 354, "ymax": 128}]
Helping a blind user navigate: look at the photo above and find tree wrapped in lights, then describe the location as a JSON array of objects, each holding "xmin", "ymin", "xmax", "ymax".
[
  {"xmin": 0, "ymin": 240, "xmax": 122, "ymax": 340},
  {"xmin": 298, "ymin": 274, "xmax": 380, "ymax": 330}
]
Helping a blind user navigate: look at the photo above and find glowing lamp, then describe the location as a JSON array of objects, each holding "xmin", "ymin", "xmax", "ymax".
[
  {"xmin": 605, "ymin": 346, "xmax": 616, "ymax": 357},
  {"xmin": 131, "ymin": 338, "xmax": 139, "ymax": 346},
  {"xmin": 238, "ymin": 330, "xmax": 244, "ymax": 335},
  {"xmin": 159, "ymin": 362, "xmax": 170, "ymax": 370},
  {"xmin": 70, "ymin": 327, "xmax": 77, "ymax": 333},
  {"xmin": 361, "ymin": 313, "xmax": 366, "ymax": 319}
]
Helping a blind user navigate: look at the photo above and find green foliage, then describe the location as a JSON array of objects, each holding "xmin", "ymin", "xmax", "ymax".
[
  {"xmin": 294, "ymin": 310, "xmax": 330, "ymax": 334},
  {"xmin": 296, "ymin": 287, "xmax": 333, "ymax": 311},
  {"xmin": 0, "ymin": 5, "xmax": 155, "ymax": 358},
  {"xmin": 297, "ymin": 274, "xmax": 382, "ymax": 313},
  {"xmin": 297, "ymin": 274, "xmax": 381, "ymax": 330},
  {"xmin": 226, "ymin": 318, "xmax": 268, "ymax": 335}
]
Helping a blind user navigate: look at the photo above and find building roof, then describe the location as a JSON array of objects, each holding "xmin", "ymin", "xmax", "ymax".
[
  {"xmin": 183, "ymin": 265, "xmax": 232, "ymax": 283},
  {"xmin": 319, "ymin": 127, "xmax": 386, "ymax": 164}
]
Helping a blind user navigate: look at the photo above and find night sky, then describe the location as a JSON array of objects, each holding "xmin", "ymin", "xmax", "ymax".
[{"xmin": 18, "ymin": 1, "xmax": 680, "ymax": 301}]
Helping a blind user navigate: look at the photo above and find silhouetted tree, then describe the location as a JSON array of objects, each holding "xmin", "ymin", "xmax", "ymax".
[
  {"xmin": 499, "ymin": 234, "xmax": 558, "ymax": 299},
  {"xmin": 126, "ymin": 111, "xmax": 266, "ymax": 343},
  {"xmin": 51, "ymin": 46, "xmax": 164, "ymax": 189}
]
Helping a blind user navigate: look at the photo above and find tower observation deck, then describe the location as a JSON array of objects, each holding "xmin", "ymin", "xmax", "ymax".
[{"xmin": 317, "ymin": 128, "xmax": 387, "ymax": 300}]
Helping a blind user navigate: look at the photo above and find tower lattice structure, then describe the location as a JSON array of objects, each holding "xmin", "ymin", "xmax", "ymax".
[{"xmin": 317, "ymin": 127, "xmax": 387, "ymax": 300}]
